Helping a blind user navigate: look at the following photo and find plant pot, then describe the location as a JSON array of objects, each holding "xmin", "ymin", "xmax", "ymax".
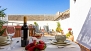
[
  {"xmin": 68, "ymin": 35, "xmax": 74, "ymax": 41},
  {"xmin": 33, "ymin": 35, "xmax": 42, "ymax": 39},
  {"xmin": 33, "ymin": 33, "xmax": 42, "ymax": 39},
  {"xmin": 0, "ymin": 36, "xmax": 7, "ymax": 43}
]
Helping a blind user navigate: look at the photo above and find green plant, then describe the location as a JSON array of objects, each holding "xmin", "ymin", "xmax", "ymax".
[
  {"xmin": 34, "ymin": 22, "xmax": 38, "ymax": 26},
  {"xmin": 34, "ymin": 22, "xmax": 40, "ymax": 33},
  {"xmin": 0, "ymin": 6, "xmax": 7, "ymax": 17},
  {"xmin": 0, "ymin": 6, "xmax": 7, "ymax": 36},
  {"xmin": 56, "ymin": 22, "xmax": 62, "ymax": 32},
  {"xmin": 0, "ymin": 20, "xmax": 6, "ymax": 36}
]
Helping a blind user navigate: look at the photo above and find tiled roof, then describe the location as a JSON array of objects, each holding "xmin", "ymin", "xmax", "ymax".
[
  {"xmin": 8, "ymin": 9, "xmax": 70, "ymax": 21},
  {"xmin": 54, "ymin": 9, "xmax": 70, "ymax": 21},
  {"xmin": 8, "ymin": 15, "xmax": 56, "ymax": 21}
]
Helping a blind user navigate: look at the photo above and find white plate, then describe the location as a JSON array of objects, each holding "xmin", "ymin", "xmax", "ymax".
[
  {"xmin": 0, "ymin": 41, "xmax": 10, "ymax": 46},
  {"xmin": 64, "ymin": 40, "xmax": 70, "ymax": 43}
]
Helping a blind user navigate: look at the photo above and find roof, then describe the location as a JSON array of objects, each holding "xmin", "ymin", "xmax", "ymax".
[
  {"xmin": 8, "ymin": 9, "xmax": 70, "ymax": 21},
  {"xmin": 8, "ymin": 15, "xmax": 56, "ymax": 21},
  {"xmin": 54, "ymin": 9, "xmax": 70, "ymax": 21}
]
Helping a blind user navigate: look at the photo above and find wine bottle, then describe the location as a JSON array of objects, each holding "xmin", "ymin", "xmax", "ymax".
[{"xmin": 21, "ymin": 16, "xmax": 29, "ymax": 47}]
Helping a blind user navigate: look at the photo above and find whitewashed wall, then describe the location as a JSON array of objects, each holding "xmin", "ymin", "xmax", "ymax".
[
  {"xmin": 70, "ymin": 0, "xmax": 91, "ymax": 41},
  {"xmin": 58, "ymin": 18, "xmax": 71, "ymax": 34},
  {"xmin": 8, "ymin": 20, "xmax": 71, "ymax": 34},
  {"xmin": 8, "ymin": 21, "xmax": 58, "ymax": 31}
]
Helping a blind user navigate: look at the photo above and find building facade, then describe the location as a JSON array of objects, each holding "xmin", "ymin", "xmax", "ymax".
[{"xmin": 70, "ymin": 0, "xmax": 91, "ymax": 41}]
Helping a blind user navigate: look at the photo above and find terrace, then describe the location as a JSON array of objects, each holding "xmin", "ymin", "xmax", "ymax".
[
  {"xmin": 0, "ymin": 22, "xmax": 80, "ymax": 51},
  {"xmin": 0, "ymin": 9, "xmax": 81, "ymax": 51}
]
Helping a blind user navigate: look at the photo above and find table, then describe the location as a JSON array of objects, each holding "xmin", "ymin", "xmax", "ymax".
[{"xmin": 0, "ymin": 36, "xmax": 81, "ymax": 51}]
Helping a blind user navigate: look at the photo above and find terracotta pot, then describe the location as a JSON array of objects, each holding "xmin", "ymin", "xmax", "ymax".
[
  {"xmin": 68, "ymin": 35, "xmax": 74, "ymax": 41},
  {"xmin": 33, "ymin": 34, "xmax": 42, "ymax": 39},
  {"xmin": 33, "ymin": 36, "xmax": 41, "ymax": 39}
]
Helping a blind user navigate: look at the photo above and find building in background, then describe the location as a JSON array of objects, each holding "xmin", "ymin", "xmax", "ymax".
[
  {"xmin": 70, "ymin": 0, "xmax": 91, "ymax": 41},
  {"xmin": 8, "ymin": 10, "xmax": 70, "ymax": 21}
]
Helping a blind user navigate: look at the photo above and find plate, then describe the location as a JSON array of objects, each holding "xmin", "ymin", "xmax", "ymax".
[
  {"xmin": 57, "ymin": 43, "xmax": 70, "ymax": 46},
  {"xmin": 51, "ymin": 42, "xmax": 57, "ymax": 45},
  {"xmin": 51, "ymin": 40, "xmax": 71, "ymax": 46},
  {"xmin": 52, "ymin": 40, "xmax": 70, "ymax": 44},
  {"xmin": 0, "ymin": 41, "xmax": 10, "ymax": 46},
  {"xmin": 64, "ymin": 40, "xmax": 70, "ymax": 43},
  {"xmin": 53, "ymin": 42, "xmax": 67, "ymax": 44},
  {"xmin": 51, "ymin": 42, "xmax": 70, "ymax": 46}
]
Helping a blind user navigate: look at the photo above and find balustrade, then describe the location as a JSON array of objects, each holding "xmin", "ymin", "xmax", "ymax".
[{"xmin": 2, "ymin": 26, "xmax": 35, "ymax": 37}]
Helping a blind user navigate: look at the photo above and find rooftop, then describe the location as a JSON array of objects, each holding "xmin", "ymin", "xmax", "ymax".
[{"xmin": 8, "ymin": 9, "xmax": 70, "ymax": 21}]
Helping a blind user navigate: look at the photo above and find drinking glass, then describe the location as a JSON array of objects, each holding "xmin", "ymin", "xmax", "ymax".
[{"xmin": 6, "ymin": 26, "xmax": 15, "ymax": 50}]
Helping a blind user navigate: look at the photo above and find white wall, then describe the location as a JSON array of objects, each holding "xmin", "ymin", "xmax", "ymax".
[
  {"xmin": 70, "ymin": 0, "xmax": 91, "ymax": 41},
  {"xmin": 8, "ymin": 21, "xmax": 58, "ymax": 31},
  {"xmin": 8, "ymin": 19, "xmax": 71, "ymax": 34},
  {"xmin": 59, "ymin": 18, "xmax": 72, "ymax": 34}
]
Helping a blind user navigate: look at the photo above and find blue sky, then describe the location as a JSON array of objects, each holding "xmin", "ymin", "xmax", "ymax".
[{"xmin": 0, "ymin": 0, "xmax": 69, "ymax": 14}]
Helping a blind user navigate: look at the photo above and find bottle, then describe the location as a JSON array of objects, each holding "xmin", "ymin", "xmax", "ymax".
[{"xmin": 21, "ymin": 16, "xmax": 29, "ymax": 47}]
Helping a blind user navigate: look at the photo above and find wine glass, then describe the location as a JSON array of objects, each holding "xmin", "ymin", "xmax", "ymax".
[
  {"xmin": 6, "ymin": 26, "xmax": 15, "ymax": 41},
  {"xmin": 6, "ymin": 26, "xmax": 15, "ymax": 50}
]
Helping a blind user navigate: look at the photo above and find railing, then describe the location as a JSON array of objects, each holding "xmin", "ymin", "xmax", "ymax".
[
  {"xmin": 2, "ymin": 25, "xmax": 35, "ymax": 37},
  {"xmin": 6, "ymin": 22, "xmax": 30, "ymax": 26}
]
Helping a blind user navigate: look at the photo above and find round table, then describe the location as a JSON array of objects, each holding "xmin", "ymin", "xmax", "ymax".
[{"xmin": 0, "ymin": 36, "xmax": 81, "ymax": 51}]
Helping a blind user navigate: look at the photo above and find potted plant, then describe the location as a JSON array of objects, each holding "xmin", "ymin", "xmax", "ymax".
[
  {"xmin": 33, "ymin": 22, "xmax": 42, "ymax": 38},
  {"xmin": 0, "ymin": 20, "xmax": 7, "ymax": 43},
  {"xmin": 34, "ymin": 22, "xmax": 39, "ymax": 32},
  {"xmin": 56, "ymin": 22, "xmax": 62, "ymax": 33},
  {"xmin": 0, "ymin": 6, "xmax": 7, "ymax": 43},
  {"xmin": 55, "ymin": 22, "xmax": 66, "ymax": 43}
]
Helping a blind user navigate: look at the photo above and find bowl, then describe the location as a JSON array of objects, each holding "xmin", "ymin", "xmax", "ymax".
[{"xmin": 55, "ymin": 35, "xmax": 66, "ymax": 43}]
